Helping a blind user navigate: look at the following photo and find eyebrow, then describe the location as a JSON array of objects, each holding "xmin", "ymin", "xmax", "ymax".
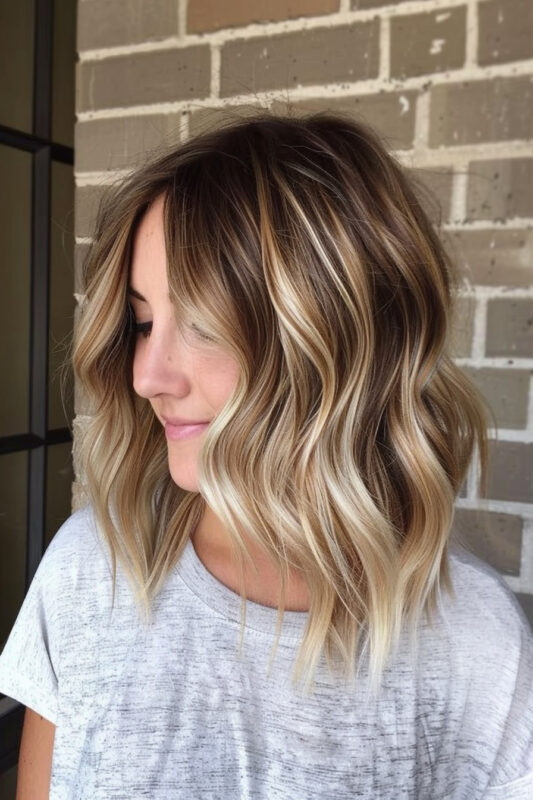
[
  {"xmin": 128, "ymin": 286, "xmax": 146, "ymax": 302},
  {"xmin": 128, "ymin": 286, "xmax": 146, "ymax": 303},
  {"xmin": 128, "ymin": 286, "xmax": 173, "ymax": 302}
]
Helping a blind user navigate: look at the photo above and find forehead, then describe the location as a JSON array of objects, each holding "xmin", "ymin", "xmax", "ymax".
[{"xmin": 129, "ymin": 195, "xmax": 167, "ymax": 287}]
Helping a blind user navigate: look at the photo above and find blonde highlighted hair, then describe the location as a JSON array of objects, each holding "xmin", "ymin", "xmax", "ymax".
[{"xmin": 72, "ymin": 111, "xmax": 493, "ymax": 699}]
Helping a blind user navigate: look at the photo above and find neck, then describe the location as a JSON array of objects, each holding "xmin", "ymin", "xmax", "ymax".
[{"xmin": 192, "ymin": 504, "xmax": 310, "ymax": 611}]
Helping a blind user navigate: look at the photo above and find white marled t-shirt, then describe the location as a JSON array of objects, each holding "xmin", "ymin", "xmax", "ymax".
[{"xmin": 0, "ymin": 505, "xmax": 532, "ymax": 799}]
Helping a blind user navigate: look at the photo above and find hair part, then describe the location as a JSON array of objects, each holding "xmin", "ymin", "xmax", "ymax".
[{"xmin": 72, "ymin": 110, "xmax": 494, "ymax": 700}]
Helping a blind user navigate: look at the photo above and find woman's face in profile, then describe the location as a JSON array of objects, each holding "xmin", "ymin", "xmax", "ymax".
[{"xmin": 129, "ymin": 194, "xmax": 240, "ymax": 492}]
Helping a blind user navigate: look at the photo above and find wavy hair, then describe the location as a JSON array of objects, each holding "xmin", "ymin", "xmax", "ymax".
[{"xmin": 72, "ymin": 111, "xmax": 493, "ymax": 699}]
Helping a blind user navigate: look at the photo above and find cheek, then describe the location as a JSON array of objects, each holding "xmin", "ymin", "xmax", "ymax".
[
  {"xmin": 209, "ymin": 359, "xmax": 240, "ymax": 405},
  {"xmin": 131, "ymin": 346, "xmax": 144, "ymax": 396}
]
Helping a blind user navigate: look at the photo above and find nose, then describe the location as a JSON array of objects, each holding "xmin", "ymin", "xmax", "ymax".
[{"xmin": 132, "ymin": 324, "xmax": 191, "ymax": 400}]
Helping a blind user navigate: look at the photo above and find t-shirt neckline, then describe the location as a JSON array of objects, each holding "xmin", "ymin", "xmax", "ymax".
[{"xmin": 175, "ymin": 536, "xmax": 309, "ymax": 642}]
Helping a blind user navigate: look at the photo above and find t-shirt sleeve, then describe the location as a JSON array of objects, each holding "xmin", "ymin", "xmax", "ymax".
[
  {"xmin": 0, "ymin": 534, "xmax": 65, "ymax": 725},
  {"xmin": 484, "ymin": 609, "xmax": 533, "ymax": 799}
]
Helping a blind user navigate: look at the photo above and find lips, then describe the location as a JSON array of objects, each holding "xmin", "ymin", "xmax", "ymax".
[
  {"xmin": 161, "ymin": 416, "xmax": 210, "ymax": 426},
  {"xmin": 163, "ymin": 420, "xmax": 210, "ymax": 442}
]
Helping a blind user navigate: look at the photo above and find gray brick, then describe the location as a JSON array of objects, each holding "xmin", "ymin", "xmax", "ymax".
[
  {"xmin": 72, "ymin": 480, "xmax": 89, "ymax": 512},
  {"xmin": 485, "ymin": 440, "xmax": 533, "ymax": 504},
  {"xmin": 72, "ymin": 306, "xmax": 98, "ymax": 417},
  {"xmin": 478, "ymin": 0, "xmax": 533, "ymax": 66},
  {"xmin": 429, "ymin": 76, "xmax": 533, "ymax": 147},
  {"xmin": 72, "ymin": 415, "xmax": 92, "ymax": 481},
  {"xmin": 516, "ymin": 593, "xmax": 533, "ymax": 633},
  {"xmin": 75, "ymin": 114, "xmax": 183, "ymax": 173},
  {"xmin": 188, "ymin": 104, "xmax": 266, "ymax": 139},
  {"xmin": 74, "ymin": 242, "xmax": 91, "ymax": 294},
  {"xmin": 466, "ymin": 158, "xmax": 533, "ymax": 221},
  {"xmin": 443, "ymin": 229, "xmax": 533, "ymax": 287},
  {"xmin": 77, "ymin": 46, "xmax": 210, "ymax": 111},
  {"xmin": 410, "ymin": 167, "xmax": 454, "ymax": 225},
  {"xmin": 390, "ymin": 6, "xmax": 466, "ymax": 79},
  {"xmin": 449, "ymin": 294, "xmax": 476, "ymax": 358},
  {"xmin": 486, "ymin": 298, "xmax": 533, "ymax": 358},
  {"xmin": 462, "ymin": 367, "xmax": 530, "ymax": 429},
  {"xmin": 220, "ymin": 21, "xmax": 380, "ymax": 97},
  {"xmin": 452, "ymin": 507, "xmax": 523, "ymax": 575},
  {"xmin": 271, "ymin": 89, "xmax": 419, "ymax": 151},
  {"xmin": 75, "ymin": 184, "xmax": 109, "ymax": 239},
  {"xmin": 74, "ymin": 375, "xmax": 98, "ymax": 417},
  {"xmin": 77, "ymin": 0, "xmax": 178, "ymax": 50},
  {"xmin": 351, "ymin": 0, "xmax": 410, "ymax": 7},
  {"xmin": 187, "ymin": 0, "xmax": 338, "ymax": 34}
]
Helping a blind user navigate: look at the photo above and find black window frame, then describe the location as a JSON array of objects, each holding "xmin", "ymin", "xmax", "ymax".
[{"xmin": 0, "ymin": 0, "xmax": 74, "ymax": 774}]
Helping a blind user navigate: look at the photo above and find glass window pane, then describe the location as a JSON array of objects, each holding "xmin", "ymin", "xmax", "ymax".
[
  {"xmin": 0, "ymin": 0, "xmax": 35, "ymax": 133},
  {"xmin": 0, "ymin": 452, "xmax": 27, "ymax": 654},
  {"xmin": 0, "ymin": 144, "xmax": 32, "ymax": 437},
  {"xmin": 45, "ymin": 442, "xmax": 74, "ymax": 548},
  {"xmin": 49, "ymin": 160, "xmax": 75, "ymax": 430},
  {"xmin": 51, "ymin": 0, "xmax": 77, "ymax": 147}
]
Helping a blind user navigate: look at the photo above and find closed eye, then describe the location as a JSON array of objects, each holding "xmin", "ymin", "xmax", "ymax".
[
  {"xmin": 132, "ymin": 318, "xmax": 213, "ymax": 343},
  {"xmin": 134, "ymin": 321, "xmax": 152, "ymax": 338},
  {"xmin": 190, "ymin": 324, "xmax": 215, "ymax": 343}
]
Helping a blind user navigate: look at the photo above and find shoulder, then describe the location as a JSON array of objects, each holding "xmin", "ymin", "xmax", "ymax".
[
  {"xmin": 443, "ymin": 549, "xmax": 533, "ymax": 788},
  {"xmin": 36, "ymin": 505, "xmax": 114, "ymax": 605},
  {"xmin": 45, "ymin": 504, "xmax": 100, "ymax": 559},
  {"xmin": 447, "ymin": 543, "xmax": 531, "ymax": 637},
  {"xmin": 442, "ymin": 543, "xmax": 532, "ymax": 685}
]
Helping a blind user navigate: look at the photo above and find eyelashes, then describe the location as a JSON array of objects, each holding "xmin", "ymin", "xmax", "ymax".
[
  {"xmin": 127, "ymin": 302, "xmax": 215, "ymax": 343},
  {"xmin": 131, "ymin": 318, "xmax": 214, "ymax": 343},
  {"xmin": 194, "ymin": 328, "xmax": 215, "ymax": 343},
  {"xmin": 133, "ymin": 321, "xmax": 152, "ymax": 339}
]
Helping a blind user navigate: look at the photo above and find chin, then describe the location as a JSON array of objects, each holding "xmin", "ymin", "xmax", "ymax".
[{"xmin": 168, "ymin": 457, "xmax": 200, "ymax": 493}]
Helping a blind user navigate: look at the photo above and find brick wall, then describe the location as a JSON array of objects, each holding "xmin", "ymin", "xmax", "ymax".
[{"xmin": 74, "ymin": 0, "xmax": 533, "ymax": 621}]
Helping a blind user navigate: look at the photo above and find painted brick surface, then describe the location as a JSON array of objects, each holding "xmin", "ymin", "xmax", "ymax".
[
  {"xmin": 486, "ymin": 440, "xmax": 533, "ymax": 504},
  {"xmin": 478, "ymin": 0, "xmax": 533, "ymax": 66},
  {"xmin": 466, "ymin": 158, "xmax": 533, "ymax": 221},
  {"xmin": 351, "ymin": 0, "xmax": 410, "ymax": 8},
  {"xmin": 71, "ymin": 480, "xmax": 89, "ymax": 512},
  {"xmin": 271, "ymin": 90, "xmax": 419, "ymax": 150},
  {"xmin": 75, "ymin": 114, "xmax": 183, "ymax": 172},
  {"xmin": 74, "ymin": 0, "xmax": 533, "ymax": 605},
  {"xmin": 429, "ymin": 76, "xmax": 533, "ymax": 147},
  {"xmin": 77, "ymin": 0, "xmax": 178, "ymax": 50},
  {"xmin": 453, "ymin": 507, "xmax": 523, "ymax": 575},
  {"xmin": 71, "ymin": 415, "xmax": 91, "ymax": 486},
  {"xmin": 449, "ymin": 294, "xmax": 475, "ymax": 358},
  {"xmin": 77, "ymin": 46, "xmax": 211, "ymax": 111},
  {"xmin": 73, "ymin": 323, "xmax": 97, "ymax": 415},
  {"xmin": 486, "ymin": 298, "xmax": 533, "ymax": 358},
  {"xmin": 517, "ymin": 593, "xmax": 533, "ymax": 625},
  {"xmin": 187, "ymin": 0, "xmax": 338, "ymax": 34},
  {"xmin": 75, "ymin": 184, "xmax": 109, "ymax": 239},
  {"xmin": 411, "ymin": 167, "xmax": 454, "ymax": 225},
  {"xmin": 74, "ymin": 242, "xmax": 90, "ymax": 294},
  {"xmin": 444, "ymin": 229, "xmax": 533, "ymax": 287},
  {"xmin": 189, "ymin": 104, "xmax": 266, "ymax": 138},
  {"xmin": 220, "ymin": 21, "xmax": 380, "ymax": 97},
  {"xmin": 462, "ymin": 367, "xmax": 530, "ymax": 429},
  {"xmin": 390, "ymin": 6, "xmax": 466, "ymax": 80}
]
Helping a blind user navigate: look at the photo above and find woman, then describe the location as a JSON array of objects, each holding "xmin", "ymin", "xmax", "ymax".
[{"xmin": 1, "ymin": 112, "xmax": 532, "ymax": 799}]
